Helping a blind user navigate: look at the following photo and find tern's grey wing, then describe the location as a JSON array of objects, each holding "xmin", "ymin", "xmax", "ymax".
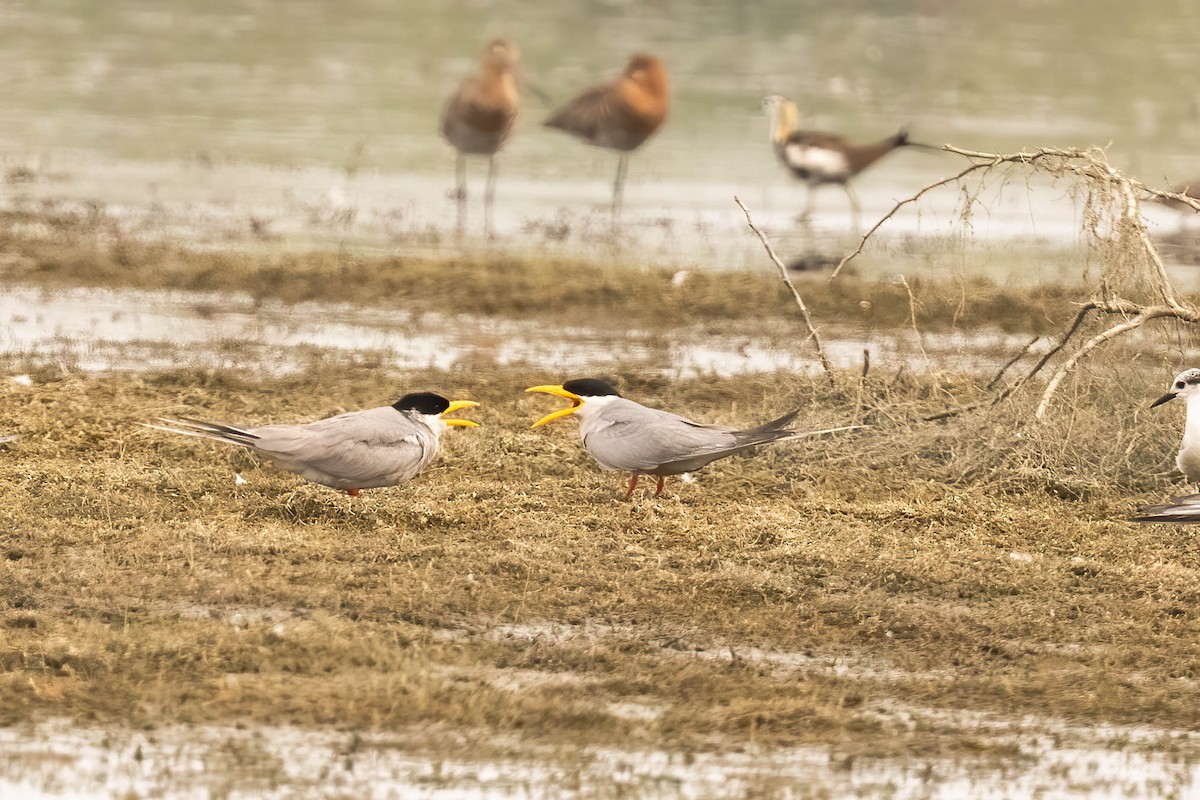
[
  {"xmin": 249, "ymin": 407, "xmax": 436, "ymax": 489},
  {"xmin": 582, "ymin": 401, "xmax": 741, "ymax": 474},
  {"xmin": 1131, "ymin": 494, "xmax": 1200, "ymax": 524},
  {"xmin": 582, "ymin": 402, "xmax": 807, "ymax": 475}
]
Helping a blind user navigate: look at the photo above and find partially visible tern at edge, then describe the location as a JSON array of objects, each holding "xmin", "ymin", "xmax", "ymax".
[{"xmin": 1133, "ymin": 369, "xmax": 1200, "ymax": 523}]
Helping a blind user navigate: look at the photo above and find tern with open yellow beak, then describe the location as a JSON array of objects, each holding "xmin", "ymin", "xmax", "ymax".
[
  {"xmin": 527, "ymin": 378, "xmax": 859, "ymax": 499},
  {"xmin": 145, "ymin": 393, "xmax": 479, "ymax": 497}
]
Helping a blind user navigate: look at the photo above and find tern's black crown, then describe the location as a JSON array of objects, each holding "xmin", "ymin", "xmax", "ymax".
[
  {"xmin": 393, "ymin": 392, "xmax": 451, "ymax": 415},
  {"xmin": 563, "ymin": 378, "xmax": 621, "ymax": 398}
]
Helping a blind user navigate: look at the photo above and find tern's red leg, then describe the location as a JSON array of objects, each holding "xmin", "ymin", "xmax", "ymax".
[
  {"xmin": 346, "ymin": 488, "xmax": 361, "ymax": 498},
  {"xmin": 654, "ymin": 476, "xmax": 665, "ymax": 497},
  {"xmin": 623, "ymin": 473, "xmax": 639, "ymax": 500}
]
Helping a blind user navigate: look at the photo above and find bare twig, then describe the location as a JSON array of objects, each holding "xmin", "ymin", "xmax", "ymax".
[
  {"xmin": 985, "ymin": 336, "xmax": 1041, "ymax": 392},
  {"xmin": 1035, "ymin": 306, "xmax": 1199, "ymax": 419},
  {"xmin": 829, "ymin": 158, "xmax": 986, "ymax": 281},
  {"xmin": 829, "ymin": 145, "xmax": 1087, "ymax": 281},
  {"xmin": 896, "ymin": 275, "xmax": 929, "ymax": 368},
  {"xmin": 996, "ymin": 304, "xmax": 1096, "ymax": 404},
  {"xmin": 734, "ymin": 196, "xmax": 834, "ymax": 383}
]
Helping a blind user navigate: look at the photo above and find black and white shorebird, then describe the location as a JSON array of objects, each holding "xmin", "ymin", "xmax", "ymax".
[
  {"xmin": 526, "ymin": 378, "xmax": 859, "ymax": 499},
  {"xmin": 762, "ymin": 94, "xmax": 917, "ymax": 229},
  {"xmin": 145, "ymin": 393, "xmax": 479, "ymax": 497},
  {"xmin": 1133, "ymin": 369, "xmax": 1200, "ymax": 523}
]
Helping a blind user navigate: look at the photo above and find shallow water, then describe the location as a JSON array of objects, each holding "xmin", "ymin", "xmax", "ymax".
[
  {"xmin": 2, "ymin": 714, "xmax": 1197, "ymax": 799},
  {"xmin": 0, "ymin": 284, "xmax": 1054, "ymax": 378}
]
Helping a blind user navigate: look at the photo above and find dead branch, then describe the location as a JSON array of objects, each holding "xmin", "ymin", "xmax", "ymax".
[
  {"xmin": 734, "ymin": 196, "xmax": 835, "ymax": 383},
  {"xmin": 985, "ymin": 336, "xmax": 1040, "ymax": 392},
  {"xmin": 994, "ymin": 304, "xmax": 1096, "ymax": 405},
  {"xmin": 896, "ymin": 275, "xmax": 929, "ymax": 367},
  {"xmin": 1035, "ymin": 306, "xmax": 1200, "ymax": 418},
  {"xmin": 830, "ymin": 145, "xmax": 1093, "ymax": 281},
  {"xmin": 824, "ymin": 144, "xmax": 1200, "ymax": 419}
]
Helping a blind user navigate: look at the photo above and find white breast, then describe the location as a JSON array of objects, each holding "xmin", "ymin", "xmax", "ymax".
[{"xmin": 784, "ymin": 143, "xmax": 850, "ymax": 181}]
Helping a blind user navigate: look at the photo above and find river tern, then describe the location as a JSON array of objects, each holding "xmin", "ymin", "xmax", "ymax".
[
  {"xmin": 526, "ymin": 378, "xmax": 859, "ymax": 499},
  {"xmin": 1133, "ymin": 369, "xmax": 1200, "ymax": 523},
  {"xmin": 145, "ymin": 393, "xmax": 479, "ymax": 496}
]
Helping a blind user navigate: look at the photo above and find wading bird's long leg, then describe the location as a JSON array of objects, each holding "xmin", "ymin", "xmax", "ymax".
[
  {"xmin": 454, "ymin": 153, "xmax": 467, "ymax": 235},
  {"xmin": 612, "ymin": 153, "xmax": 628, "ymax": 224},
  {"xmin": 624, "ymin": 472, "xmax": 639, "ymax": 500},
  {"xmin": 654, "ymin": 476, "xmax": 665, "ymax": 497},
  {"xmin": 844, "ymin": 183, "xmax": 861, "ymax": 234},
  {"xmin": 797, "ymin": 183, "xmax": 817, "ymax": 224},
  {"xmin": 484, "ymin": 154, "xmax": 498, "ymax": 239}
]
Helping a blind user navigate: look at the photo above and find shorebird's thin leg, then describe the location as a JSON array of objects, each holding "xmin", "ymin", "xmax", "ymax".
[
  {"xmin": 612, "ymin": 153, "xmax": 629, "ymax": 224},
  {"xmin": 654, "ymin": 476, "xmax": 665, "ymax": 497},
  {"xmin": 844, "ymin": 183, "xmax": 862, "ymax": 233},
  {"xmin": 797, "ymin": 183, "xmax": 817, "ymax": 225},
  {"xmin": 454, "ymin": 153, "xmax": 467, "ymax": 236},
  {"xmin": 484, "ymin": 154, "xmax": 498, "ymax": 239},
  {"xmin": 623, "ymin": 472, "xmax": 639, "ymax": 500}
]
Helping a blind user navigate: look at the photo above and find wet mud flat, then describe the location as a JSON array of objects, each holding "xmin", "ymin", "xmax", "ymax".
[
  {"xmin": 0, "ymin": 283, "xmax": 1079, "ymax": 380},
  {"xmin": 4, "ymin": 710, "xmax": 1199, "ymax": 799}
]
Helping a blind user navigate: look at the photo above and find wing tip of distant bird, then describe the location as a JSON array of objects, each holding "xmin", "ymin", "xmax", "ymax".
[{"xmin": 1130, "ymin": 494, "xmax": 1200, "ymax": 523}]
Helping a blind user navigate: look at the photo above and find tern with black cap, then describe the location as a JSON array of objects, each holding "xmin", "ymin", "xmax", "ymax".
[
  {"xmin": 1133, "ymin": 369, "xmax": 1200, "ymax": 522},
  {"xmin": 526, "ymin": 378, "xmax": 859, "ymax": 499},
  {"xmin": 144, "ymin": 393, "xmax": 479, "ymax": 496}
]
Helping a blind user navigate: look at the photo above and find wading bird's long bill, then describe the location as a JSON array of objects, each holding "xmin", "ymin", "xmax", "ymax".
[
  {"xmin": 441, "ymin": 400, "xmax": 482, "ymax": 426},
  {"xmin": 525, "ymin": 385, "xmax": 583, "ymax": 427}
]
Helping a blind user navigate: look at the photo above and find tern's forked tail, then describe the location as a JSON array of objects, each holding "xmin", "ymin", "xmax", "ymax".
[{"xmin": 141, "ymin": 417, "xmax": 260, "ymax": 448}]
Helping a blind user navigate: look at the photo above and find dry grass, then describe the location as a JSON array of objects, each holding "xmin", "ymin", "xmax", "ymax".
[{"xmin": 1, "ymin": 360, "xmax": 1198, "ymax": 757}]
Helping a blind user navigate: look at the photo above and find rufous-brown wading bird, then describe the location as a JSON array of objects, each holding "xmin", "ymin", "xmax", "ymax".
[
  {"xmin": 762, "ymin": 94, "xmax": 916, "ymax": 230},
  {"xmin": 441, "ymin": 38, "xmax": 521, "ymax": 237},
  {"xmin": 544, "ymin": 54, "xmax": 669, "ymax": 223}
]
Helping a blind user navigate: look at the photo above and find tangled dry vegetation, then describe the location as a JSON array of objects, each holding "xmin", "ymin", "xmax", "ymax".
[{"xmin": 812, "ymin": 145, "xmax": 1200, "ymax": 419}]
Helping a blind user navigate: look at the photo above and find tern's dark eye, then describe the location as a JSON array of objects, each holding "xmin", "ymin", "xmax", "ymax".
[{"xmin": 1177, "ymin": 382, "xmax": 1186, "ymax": 390}]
